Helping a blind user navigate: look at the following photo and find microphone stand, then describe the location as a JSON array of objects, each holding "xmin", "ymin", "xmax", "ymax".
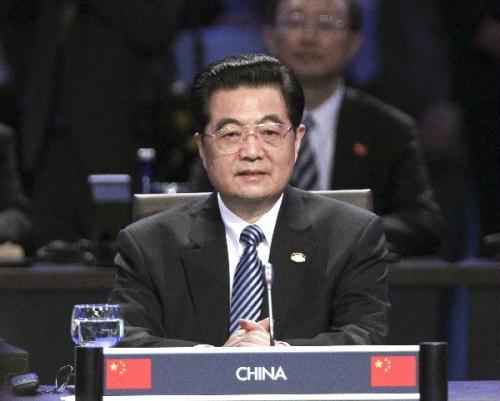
[{"xmin": 264, "ymin": 263, "xmax": 275, "ymax": 346}]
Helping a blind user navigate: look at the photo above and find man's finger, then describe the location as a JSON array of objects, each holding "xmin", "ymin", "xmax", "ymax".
[
  {"xmin": 239, "ymin": 319, "xmax": 268, "ymax": 332},
  {"xmin": 258, "ymin": 317, "xmax": 270, "ymax": 331}
]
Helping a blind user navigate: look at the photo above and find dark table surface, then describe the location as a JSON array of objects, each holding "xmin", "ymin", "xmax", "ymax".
[
  {"xmin": 1, "ymin": 257, "xmax": 500, "ymax": 291},
  {"xmin": 1, "ymin": 381, "xmax": 500, "ymax": 401}
]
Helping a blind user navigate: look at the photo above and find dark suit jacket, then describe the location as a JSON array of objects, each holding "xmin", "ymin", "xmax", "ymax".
[
  {"xmin": 109, "ymin": 186, "xmax": 389, "ymax": 347},
  {"xmin": 331, "ymin": 88, "xmax": 443, "ymax": 255},
  {"xmin": 188, "ymin": 88, "xmax": 443, "ymax": 256},
  {"xmin": 0, "ymin": 124, "xmax": 32, "ymax": 245}
]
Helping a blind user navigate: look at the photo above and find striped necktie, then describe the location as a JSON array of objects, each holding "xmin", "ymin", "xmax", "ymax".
[
  {"xmin": 291, "ymin": 114, "xmax": 319, "ymax": 190},
  {"xmin": 229, "ymin": 225, "xmax": 265, "ymax": 335}
]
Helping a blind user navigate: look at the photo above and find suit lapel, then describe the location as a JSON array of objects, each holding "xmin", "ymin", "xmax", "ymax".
[
  {"xmin": 269, "ymin": 187, "xmax": 318, "ymax": 338},
  {"xmin": 182, "ymin": 194, "xmax": 230, "ymax": 346}
]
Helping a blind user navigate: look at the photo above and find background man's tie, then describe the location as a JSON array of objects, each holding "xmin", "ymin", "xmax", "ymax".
[
  {"xmin": 229, "ymin": 224, "xmax": 265, "ymax": 334},
  {"xmin": 291, "ymin": 114, "xmax": 319, "ymax": 190}
]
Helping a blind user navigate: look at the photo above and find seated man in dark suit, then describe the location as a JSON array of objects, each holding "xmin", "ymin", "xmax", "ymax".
[
  {"xmin": 109, "ymin": 54, "xmax": 389, "ymax": 347},
  {"xmin": 0, "ymin": 123, "xmax": 32, "ymax": 248},
  {"xmin": 189, "ymin": 0, "xmax": 444, "ymax": 257}
]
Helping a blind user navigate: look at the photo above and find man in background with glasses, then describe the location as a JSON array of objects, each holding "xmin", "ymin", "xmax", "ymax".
[
  {"xmin": 109, "ymin": 54, "xmax": 389, "ymax": 348},
  {"xmin": 262, "ymin": 0, "xmax": 443, "ymax": 257}
]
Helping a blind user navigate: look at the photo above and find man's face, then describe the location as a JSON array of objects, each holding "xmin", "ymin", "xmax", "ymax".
[
  {"xmin": 265, "ymin": 0, "xmax": 360, "ymax": 85},
  {"xmin": 195, "ymin": 85, "xmax": 304, "ymax": 208}
]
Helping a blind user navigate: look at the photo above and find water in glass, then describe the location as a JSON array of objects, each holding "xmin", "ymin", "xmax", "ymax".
[{"xmin": 71, "ymin": 304, "xmax": 124, "ymax": 347}]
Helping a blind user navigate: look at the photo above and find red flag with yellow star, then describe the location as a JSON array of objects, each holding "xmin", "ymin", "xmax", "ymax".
[
  {"xmin": 370, "ymin": 356, "xmax": 417, "ymax": 387},
  {"xmin": 106, "ymin": 358, "xmax": 152, "ymax": 390}
]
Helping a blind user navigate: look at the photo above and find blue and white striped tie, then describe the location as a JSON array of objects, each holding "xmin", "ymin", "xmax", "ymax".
[
  {"xmin": 229, "ymin": 225, "xmax": 265, "ymax": 335},
  {"xmin": 291, "ymin": 114, "xmax": 319, "ymax": 190}
]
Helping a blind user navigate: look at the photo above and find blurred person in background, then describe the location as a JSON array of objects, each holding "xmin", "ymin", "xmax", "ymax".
[
  {"xmin": 265, "ymin": 0, "xmax": 444, "ymax": 257},
  {"xmin": 16, "ymin": 0, "xmax": 216, "ymax": 249},
  {"xmin": 0, "ymin": 123, "xmax": 32, "ymax": 250}
]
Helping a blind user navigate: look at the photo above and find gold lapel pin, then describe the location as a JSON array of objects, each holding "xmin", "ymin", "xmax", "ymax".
[{"xmin": 290, "ymin": 253, "xmax": 306, "ymax": 263}]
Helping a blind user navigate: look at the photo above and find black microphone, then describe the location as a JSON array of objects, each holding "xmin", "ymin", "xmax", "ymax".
[{"xmin": 264, "ymin": 262, "xmax": 275, "ymax": 346}]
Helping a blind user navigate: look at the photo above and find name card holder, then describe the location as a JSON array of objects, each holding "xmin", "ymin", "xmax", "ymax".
[{"xmin": 75, "ymin": 343, "xmax": 447, "ymax": 401}]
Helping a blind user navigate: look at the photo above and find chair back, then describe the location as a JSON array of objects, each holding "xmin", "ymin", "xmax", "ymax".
[{"xmin": 133, "ymin": 189, "xmax": 372, "ymax": 221}]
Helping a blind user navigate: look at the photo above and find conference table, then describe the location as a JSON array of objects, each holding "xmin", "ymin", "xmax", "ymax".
[
  {"xmin": 2, "ymin": 257, "xmax": 499, "ymax": 290},
  {"xmin": 1, "ymin": 381, "xmax": 499, "ymax": 401},
  {"xmin": 1, "ymin": 258, "xmax": 499, "ymax": 383}
]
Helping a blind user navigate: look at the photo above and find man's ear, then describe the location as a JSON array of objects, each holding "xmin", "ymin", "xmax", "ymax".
[
  {"xmin": 294, "ymin": 124, "xmax": 306, "ymax": 162},
  {"xmin": 194, "ymin": 133, "xmax": 208, "ymax": 169},
  {"xmin": 263, "ymin": 24, "xmax": 278, "ymax": 55},
  {"xmin": 346, "ymin": 32, "xmax": 363, "ymax": 63}
]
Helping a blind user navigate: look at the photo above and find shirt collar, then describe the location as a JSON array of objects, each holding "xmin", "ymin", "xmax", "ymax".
[
  {"xmin": 217, "ymin": 193, "xmax": 283, "ymax": 249},
  {"xmin": 306, "ymin": 81, "xmax": 345, "ymax": 122}
]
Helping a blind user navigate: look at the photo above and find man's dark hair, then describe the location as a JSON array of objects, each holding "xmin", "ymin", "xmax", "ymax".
[
  {"xmin": 190, "ymin": 54, "xmax": 305, "ymax": 134},
  {"xmin": 263, "ymin": 0, "xmax": 362, "ymax": 32}
]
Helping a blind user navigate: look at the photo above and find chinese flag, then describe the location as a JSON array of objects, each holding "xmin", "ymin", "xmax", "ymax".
[
  {"xmin": 371, "ymin": 356, "xmax": 417, "ymax": 387},
  {"xmin": 106, "ymin": 358, "xmax": 152, "ymax": 390}
]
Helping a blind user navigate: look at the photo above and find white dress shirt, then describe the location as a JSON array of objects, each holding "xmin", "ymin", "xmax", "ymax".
[{"xmin": 217, "ymin": 193, "xmax": 283, "ymax": 295}]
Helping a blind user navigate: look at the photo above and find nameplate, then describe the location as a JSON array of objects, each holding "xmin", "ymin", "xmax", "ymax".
[{"xmin": 101, "ymin": 346, "xmax": 419, "ymax": 400}]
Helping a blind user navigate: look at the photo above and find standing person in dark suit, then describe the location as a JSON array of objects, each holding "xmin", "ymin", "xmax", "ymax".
[
  {"xmin": 20, "ymin": 1, "xmax": 190, "ymax": 248},
  {"xmin": 0, "ymin": 123, "xmax": 32, "ymax": 248},
  {"xmin": 109, "ymin": 54, "xmax": 389, "ymax": 347}
]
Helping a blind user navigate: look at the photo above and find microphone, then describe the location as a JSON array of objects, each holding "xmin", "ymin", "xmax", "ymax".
[{"xmin": 264, "ymin": 263, "xmax": 275, "ymax": 346}]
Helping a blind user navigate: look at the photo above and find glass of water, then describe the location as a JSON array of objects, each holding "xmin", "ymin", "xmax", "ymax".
[{"xmin": 71, "ymin": 304, "xmax": 124, "ymax": 347}]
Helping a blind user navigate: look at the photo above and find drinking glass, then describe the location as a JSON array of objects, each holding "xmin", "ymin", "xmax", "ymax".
[{"xmin": 71, "ymin": 304, "xmax": 124, "ymax": 347}]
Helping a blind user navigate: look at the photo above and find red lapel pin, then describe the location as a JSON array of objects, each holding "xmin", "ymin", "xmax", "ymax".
[{"xmin": 353, "ymin": 142, "xmax": 369, "ymax": 158}]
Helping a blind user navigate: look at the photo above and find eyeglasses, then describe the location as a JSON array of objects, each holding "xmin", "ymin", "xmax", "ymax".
[
  {"xmin": 276, "ymin": 12, "xmax": 346, "ymax": 32},
  {"xmin": 204, "ymin": 122, "xmax": 294, "ymax": 155}
]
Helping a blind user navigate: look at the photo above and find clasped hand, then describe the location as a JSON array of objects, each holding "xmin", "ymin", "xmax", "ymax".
[{"xmin": 224, "ymin": 318, "xmax": 284, "ymax": 347}]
